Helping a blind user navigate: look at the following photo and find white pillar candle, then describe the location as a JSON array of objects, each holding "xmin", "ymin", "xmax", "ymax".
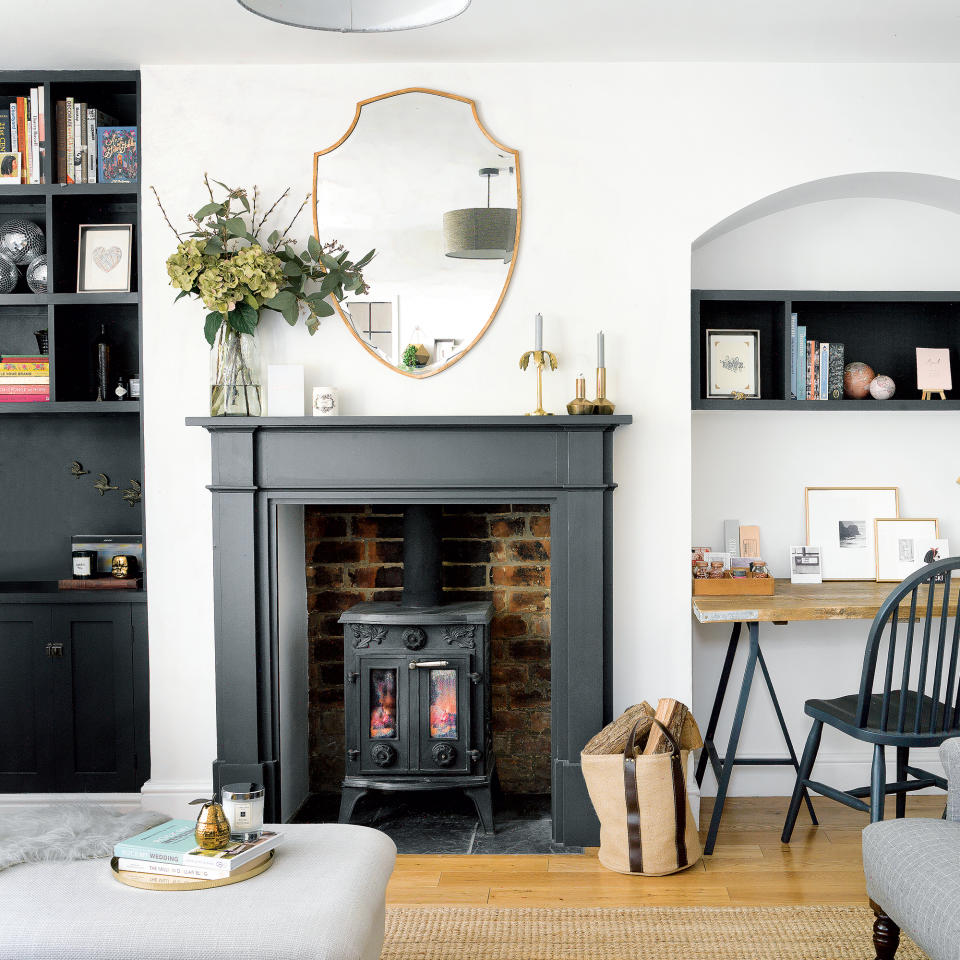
[
  {"xmin": 597, "ymin": 330, "xmax": 605, "ymax": 368},
  {"xmin": 535, "ymin": 313, "xmax": 543, "ymax": 352}
]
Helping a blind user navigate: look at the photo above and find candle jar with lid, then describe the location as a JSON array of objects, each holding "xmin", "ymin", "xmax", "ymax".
[
  {"xmin": 693, "ymin": 560, "xmax": 709, "ymax": 579},
  {"xmin": 220, "ymin": 782, "xmax": 265, "ymax": 841},
  {"xmin": 750, "ymin": 560, "xmax": 770, "ymax": 578},
  {"xmin": 708, "ymin": 560, "xmax": 725, "ymax": 579}
]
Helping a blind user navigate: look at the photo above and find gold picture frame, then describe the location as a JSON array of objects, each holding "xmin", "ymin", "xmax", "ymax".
[{"xmin": 805, "ymin": 486, "xmax": 900, "ymax": 581}]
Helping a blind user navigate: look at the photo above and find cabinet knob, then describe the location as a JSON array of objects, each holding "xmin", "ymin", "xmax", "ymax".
[
  {"xmin": 347, "ymin": 748, "xmax": 360, "ymax": 760},
  {"xmin": 346, "ymin": 672, "xmax": 359, "ymax": 683},
  {"xmin": 468, "ymin": 749, "xmax": 483, "ymax": 763},
  {"xmin": 45, "ymin": 642, "xmax": 64, "ymax": 658}
]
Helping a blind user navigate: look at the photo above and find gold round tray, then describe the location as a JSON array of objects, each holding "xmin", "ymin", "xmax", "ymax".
[{"xmin": 110, "ymin": 849, "xmax": 274, "ymax": 891}]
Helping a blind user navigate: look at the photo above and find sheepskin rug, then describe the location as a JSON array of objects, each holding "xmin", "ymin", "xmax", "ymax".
[{"xmin": 0, "ymin": 803, "xmax": 168, "ymax": 871}]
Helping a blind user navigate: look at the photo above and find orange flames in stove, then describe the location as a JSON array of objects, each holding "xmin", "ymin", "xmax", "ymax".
[{"xmin": 430, "ymin": 670, "xmax": 457, "ymax": 740}]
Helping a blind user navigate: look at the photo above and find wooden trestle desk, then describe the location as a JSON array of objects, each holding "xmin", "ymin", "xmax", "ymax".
[{"xmin": 692, "ymin": 579, "xmax": 960, "ymax": 854}]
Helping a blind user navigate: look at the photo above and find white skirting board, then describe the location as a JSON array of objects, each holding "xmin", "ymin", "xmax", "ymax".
[{"xmin": 139, "ymin": 779, "xmax": 216, "ymax": 818}]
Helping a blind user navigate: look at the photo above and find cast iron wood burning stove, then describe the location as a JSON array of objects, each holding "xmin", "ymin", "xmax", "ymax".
[{"xmin": 338, "ymin": 506, "xmax": 495, "ymax": 832}]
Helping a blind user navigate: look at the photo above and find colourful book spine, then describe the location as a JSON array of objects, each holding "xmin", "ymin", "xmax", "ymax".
[
  {"xmin": 789, "ymin": 311, "xmax": 798, "ymax": 399},
  {"xmin": 0, "ymin": 393, "xmax": 48, "ymax": 402},
  {"xmin": 819, "ymin": 342, "xmax": 829, "ymax": 400},
  {"xmin": 796, "ymin": 325, "xmax": 806, "ymax": 401},
  {"xmin": 0, "ymin": 112, "xmax": 9, "ymax": 154},
  {"xmin": 29, "ymin": 87, "xmax": 39, "ymax": 184},
  {"xmin": 86, "ymin": 108, "xmax": 97, "ymax": 183},
  {"xmin": 72, "ymin": 101, "xmax": 84, "ymax": 184},
  {"xmin": 55, "ymin": 101, "xmax": 66, "ymax": 183},
  {"xmin": 0, "ymin": 383, "xmax": 50, "ymax": 394},
  {"xmin": 9, "ymin": 102, "xmax": 17, "ymax": 159},
  {"xmin": 828, "ymin": 342, "xmax": 845, "ymax": 400},
  {"xmin": 23, "ymin": 99, "xmax": 30, "ymax": 185},
  {"xmin": 15, "ymin": 97, "xmax": 26, "ymax": 183},
  {"xmin": 36, "ymin": 85, "xmax": 45, "ymax": 183},
  {"xmin": 806, "ymin": 341, "xmax": 814, "ymax": 399},
  {"xmin": 64, "ymin": 96, "xmax": 74, "ymax": 184}
]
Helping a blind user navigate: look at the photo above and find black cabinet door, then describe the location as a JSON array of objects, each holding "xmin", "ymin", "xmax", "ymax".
[
  {"xmin": 0, "ymin": 606, "xmax": 54, "ymax": 791},
  {"xmin": 51, "ymin": 605, "xmax": 137, "ymax": 791}
]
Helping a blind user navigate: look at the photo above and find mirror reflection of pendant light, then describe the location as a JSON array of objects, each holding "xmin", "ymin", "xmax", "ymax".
[
  {"xmin": 236, "ymin": 0, "xmax": 470, "ymax": 32},
  {"xmin": 443, "ymin": 167, "xmax": 517, "ymax": 263}
]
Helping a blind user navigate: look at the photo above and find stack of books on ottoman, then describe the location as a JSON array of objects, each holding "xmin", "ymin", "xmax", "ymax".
[{"xmin": 114, "ymin": 819, "xmax": 283, "ymax": 882}]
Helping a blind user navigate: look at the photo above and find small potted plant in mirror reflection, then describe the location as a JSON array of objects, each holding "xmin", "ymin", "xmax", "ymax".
[{"xmin": 150, "ymin": 175, "xmax": 375, "ymax": 416}]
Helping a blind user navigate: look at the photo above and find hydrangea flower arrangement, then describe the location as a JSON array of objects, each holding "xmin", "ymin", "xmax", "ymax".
[{"xmin": 152, "ymin": 175, "xmax": 374, "ymax": 344}]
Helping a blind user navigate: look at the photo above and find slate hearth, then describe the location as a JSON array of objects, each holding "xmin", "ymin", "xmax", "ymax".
[
  {"xmin": 292, "ymin": 792, "xmax": 580, "ymax": 854},
  {"xmin": 188, "ymin": 415, "xmax": 630, "ymax": 846}
]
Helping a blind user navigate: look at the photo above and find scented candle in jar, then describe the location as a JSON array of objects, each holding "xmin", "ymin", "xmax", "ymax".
[{"xmin": 220, "ymin": 782, "xmax": 265, "ymax": 841}]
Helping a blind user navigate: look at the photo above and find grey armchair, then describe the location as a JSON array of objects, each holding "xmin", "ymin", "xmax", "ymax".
[{"xmin": 863, "ymin": 738, "xmax": 960, "ymax": 960}]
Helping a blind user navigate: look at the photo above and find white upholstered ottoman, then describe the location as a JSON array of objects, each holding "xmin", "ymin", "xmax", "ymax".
[{"xmin": 0, "ymin": 823, "xmax": 396, "ymax": 960}]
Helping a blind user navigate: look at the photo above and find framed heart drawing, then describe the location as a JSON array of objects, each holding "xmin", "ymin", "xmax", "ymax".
[{"xmin": 77, "ymin": 223, "xmax": 133, "ymax": 293}]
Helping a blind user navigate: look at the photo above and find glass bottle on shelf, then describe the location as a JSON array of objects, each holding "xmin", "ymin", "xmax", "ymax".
[{"xmin": 94, "ymin": 322, "xmax": 111, "ymax": 401}]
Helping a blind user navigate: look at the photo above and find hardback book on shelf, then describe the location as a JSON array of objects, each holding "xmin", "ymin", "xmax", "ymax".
[
  {"xmin": 55, "ymin": 99, "xmax": 119, "ymax": 183},
  {"xmin": 114, "ymin": 819, "xmax": 282, "ymax": 874},
  {"xmin": 97, "ymin": 125, "xmax": 136, "ymax": 183},
  {"xmin": 789, "ymin": 311, "xmax": 798, "ymax": 399},
  {"xmin": 5, "ymin": 89, "xmax": 45, "ymax": 184}
]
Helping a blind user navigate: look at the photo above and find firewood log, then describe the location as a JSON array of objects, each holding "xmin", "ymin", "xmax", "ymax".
[
  {"xmin": 642, "ymin": 698, "xmax": 689, "ymax": 755},
  {"xmin": 582, "ymin": 701, "xmax": 655, "ymax": 755}
]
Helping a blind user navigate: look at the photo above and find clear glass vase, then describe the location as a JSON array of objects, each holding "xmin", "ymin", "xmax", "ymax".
[{"xmin": 210, "ymin": 321, "xmax": 262, "ymax": 416}]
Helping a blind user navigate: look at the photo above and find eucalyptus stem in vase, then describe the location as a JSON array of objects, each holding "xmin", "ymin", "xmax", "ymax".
[{"xmin": 151, "ymin": 174, "xmax": 374, "ymax": 416}]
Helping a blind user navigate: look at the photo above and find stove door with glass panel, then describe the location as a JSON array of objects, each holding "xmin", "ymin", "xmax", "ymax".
[
  {"xmin": 411, "ymin": 654, "xmax": 472, "ymax": 775},
  {"xmin": 359, "ymin": 658, "xmax": 410, "ymax": 775}
]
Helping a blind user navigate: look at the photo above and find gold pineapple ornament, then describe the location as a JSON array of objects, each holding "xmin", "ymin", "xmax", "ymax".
[{"xmin": 189, "ymin": 797, "xmax": 231, "ymax": 850}]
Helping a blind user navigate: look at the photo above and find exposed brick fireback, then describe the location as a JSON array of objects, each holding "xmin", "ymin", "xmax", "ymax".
[{"xmin": 305, "ymin": 504, "xmax": 551, "ymax": 795}]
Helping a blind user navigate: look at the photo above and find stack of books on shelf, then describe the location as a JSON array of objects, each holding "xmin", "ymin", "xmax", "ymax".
[
  {"xmin": 54, "ymin": 97, "xmax": 136, "ymax": 184},
  {"xmin": 0, "ymin": 355, "xmax": 49, "ymax": 402},
  {"xmin": 0, "ymin": 88, "xmax": 46, "ymax": 184},
  {"xmin": 790, "ymin": 312, "xmax": 845, "ymax": 400},
  {"xmin": 114, "ymin": 819, "xmax": 283, "ymax": 882}
]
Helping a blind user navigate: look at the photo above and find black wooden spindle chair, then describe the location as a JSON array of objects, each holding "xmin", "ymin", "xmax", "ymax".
[{"xmin": 782, "ymin": 556, "xmax": 960, "ymax": 842}]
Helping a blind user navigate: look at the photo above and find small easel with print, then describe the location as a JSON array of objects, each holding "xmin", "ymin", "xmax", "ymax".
[{"xmin": 917, "ymin": 347, "xmax": 951, "ymax": 402}]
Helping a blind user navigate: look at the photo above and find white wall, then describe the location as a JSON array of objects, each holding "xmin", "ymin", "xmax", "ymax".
[
  {"xmin": 692, "ymin": 197, "xmax": 960, "ymax": 795},
  {"xmin": 140, "ymin": 62, "xmax": 960, "ymax": 815}
]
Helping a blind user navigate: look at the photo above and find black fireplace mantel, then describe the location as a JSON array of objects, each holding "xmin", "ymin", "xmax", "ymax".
[{"xmin": 188, "ymin": 414, "xmax": 631, "ymax": 846}]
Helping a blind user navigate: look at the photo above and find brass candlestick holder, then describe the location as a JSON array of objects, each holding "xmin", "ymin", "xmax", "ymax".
[
  {"xmin": 592, "ymin": 367, "xmax": 615, "ymax": 414},
  {"xmin": 519, "ymin": 349, "xmax": 558, "ymax": 416}
]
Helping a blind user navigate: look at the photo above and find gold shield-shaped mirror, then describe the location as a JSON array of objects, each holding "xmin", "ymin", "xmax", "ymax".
[{"xmin": 313, "ymin": 88, "xmax": 521, "ymax": 378}]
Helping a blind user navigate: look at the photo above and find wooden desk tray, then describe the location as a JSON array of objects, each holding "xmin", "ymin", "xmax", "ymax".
[{"xmin": 692, "ymin": 574, "xmax": 776, "ymax": 596}]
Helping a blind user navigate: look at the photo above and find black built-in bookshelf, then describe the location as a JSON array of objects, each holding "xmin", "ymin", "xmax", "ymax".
[
  {"xmin": 0, "ymin": 70, "xmax": 143, "ymax": 579},
  {"xmin": 692, "ymin": 290, "xmax": 960, "ymax": 410}
]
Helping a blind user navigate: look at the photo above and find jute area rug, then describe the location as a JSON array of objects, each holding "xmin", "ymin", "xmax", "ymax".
[{"xmin": 382, "ymin": 905, "xmax": 926, "ymax": 959}]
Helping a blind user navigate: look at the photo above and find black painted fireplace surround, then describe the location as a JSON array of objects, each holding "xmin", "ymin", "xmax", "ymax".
[{"xmin": 189, "ymin": 415, "xmax": 630, "ymax": 846}]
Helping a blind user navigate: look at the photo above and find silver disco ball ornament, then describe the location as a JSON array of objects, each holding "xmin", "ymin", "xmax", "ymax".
[
  {"xmin": 0, "ymin": 218, "xmax": 45, "ymax": 266},
  {"xmin": 0, "ymin": 252, "xmax": 17, "ymax": 294},
  {"xmin": 25, "ymin": 254, "xmax": 47, "ymax": 294}
]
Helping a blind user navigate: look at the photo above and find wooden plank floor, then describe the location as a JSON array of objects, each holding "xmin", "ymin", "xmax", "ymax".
[{"xmin": 387, "ymin": 795, "xmax": 944, "ymax": 907}]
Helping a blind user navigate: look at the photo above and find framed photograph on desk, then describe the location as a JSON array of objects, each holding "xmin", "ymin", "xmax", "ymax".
[
  {"xmin": 805, "ymin": 486, "xmax": 899, "ymax": 580},
  {"xmin": 875, "ymin": 518, "xmax": 943, "ymax": 582}
]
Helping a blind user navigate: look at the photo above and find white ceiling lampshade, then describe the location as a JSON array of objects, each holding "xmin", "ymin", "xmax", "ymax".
[
  {"xmin": 236, "ymin": 0, "xmax": 470, "ymax": 32},
  {"xmin": 443, "ymin": 168, "xmax": 517, "ymax": 262}
]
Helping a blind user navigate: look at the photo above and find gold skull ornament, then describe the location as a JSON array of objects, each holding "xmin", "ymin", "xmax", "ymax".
[{"xmin": 111, "ymin": 555, "xmax": 131, "ymax": 579}]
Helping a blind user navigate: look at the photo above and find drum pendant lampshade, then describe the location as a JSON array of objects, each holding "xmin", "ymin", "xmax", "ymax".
[
  {"xmin": 443, "ymin": 168, "xmax": 517, "ymax": 262},
  {"xmin": 236, "ymin": 0, "xmax": 470, "ymax": 31}
]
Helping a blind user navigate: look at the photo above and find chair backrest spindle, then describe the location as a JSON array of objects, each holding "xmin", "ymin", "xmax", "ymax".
[{"xmin": 859, "ymin": 557, "xmax": 960, "ymax": 739}]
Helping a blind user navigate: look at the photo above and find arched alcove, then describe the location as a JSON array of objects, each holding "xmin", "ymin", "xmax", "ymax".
[
  {"xmin": 690, "ymin": 171, "xmax": 960, "ymax": 800},
  {"xmin": 693, "ymin": 172, "xmax": 960, "ymax": 291}
]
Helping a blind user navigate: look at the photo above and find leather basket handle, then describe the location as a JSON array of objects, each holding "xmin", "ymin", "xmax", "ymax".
[{"xmin": 621, "ymin": 716, "xmax": 689, "ymax": 873}]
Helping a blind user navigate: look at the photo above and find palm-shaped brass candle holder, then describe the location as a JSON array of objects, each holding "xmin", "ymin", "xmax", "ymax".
[{"xmin": 519, "ymin": 349, "xmax": 558, "ymax": 416}]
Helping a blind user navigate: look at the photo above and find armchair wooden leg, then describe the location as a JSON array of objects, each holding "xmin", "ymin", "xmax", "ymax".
[{"xmin": 871, "ymin": 900, "xmax": 900, "ymax": 959}]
